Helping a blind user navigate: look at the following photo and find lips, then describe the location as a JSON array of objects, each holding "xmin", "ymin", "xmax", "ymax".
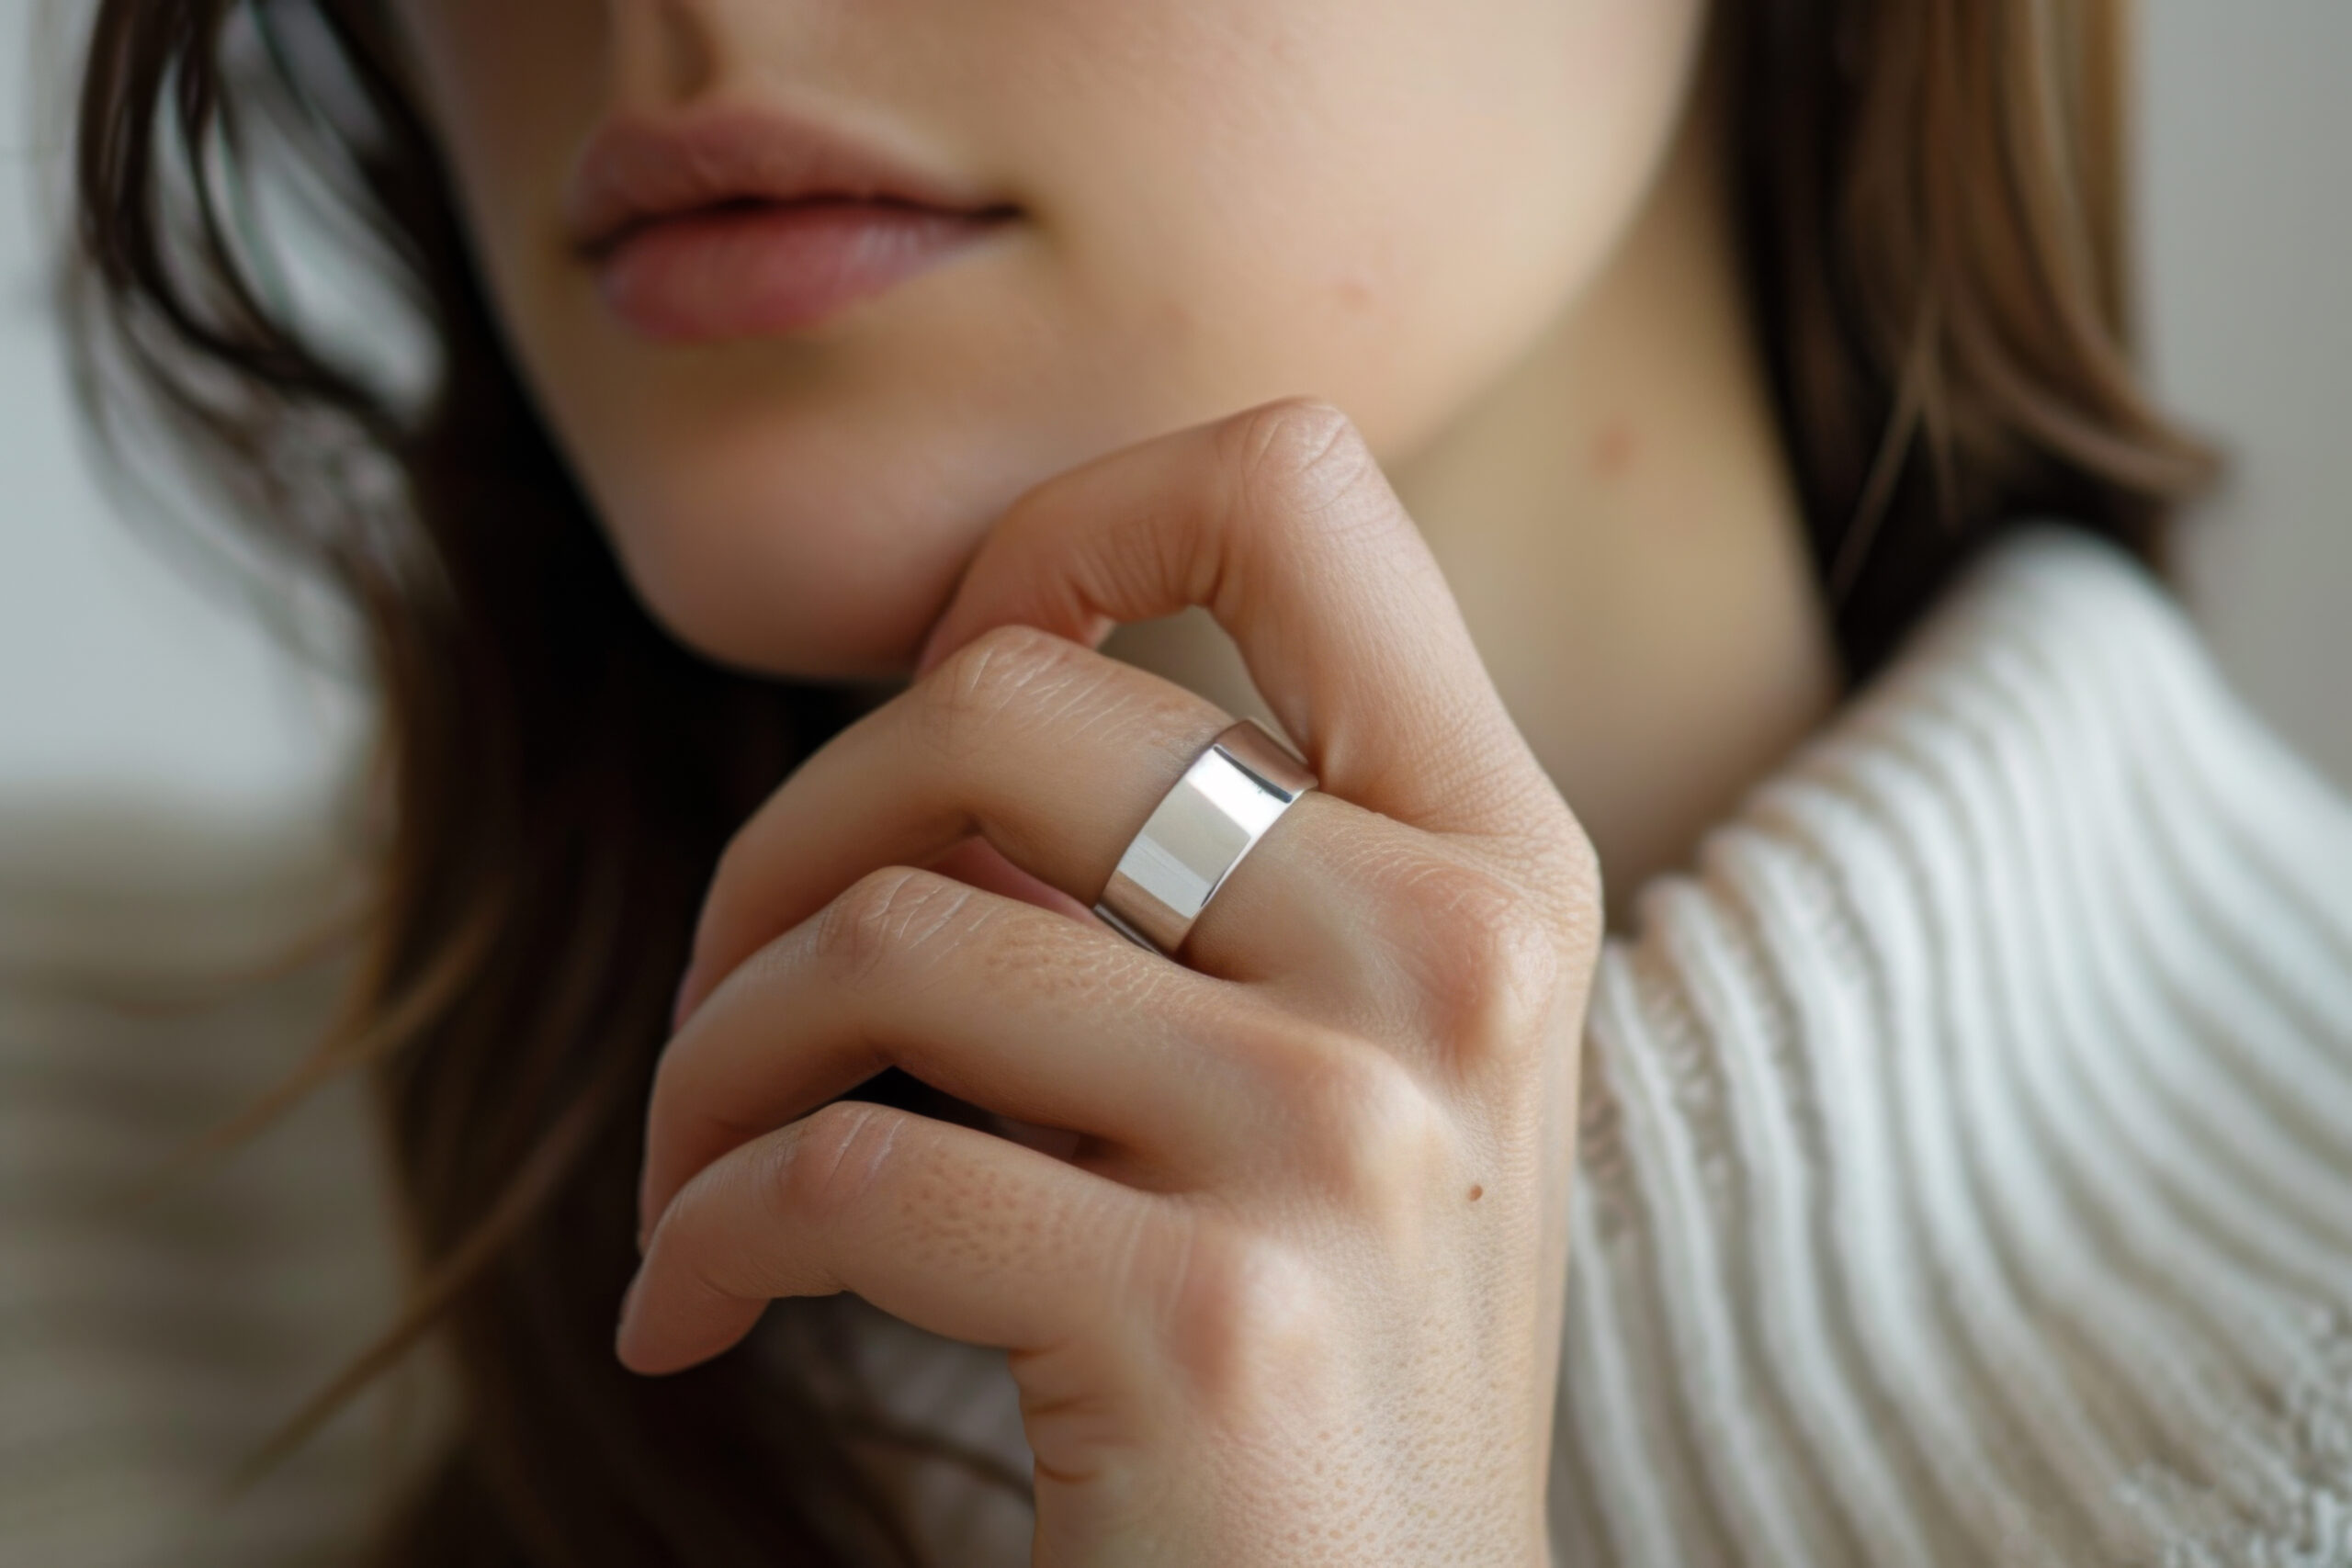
[{"xmin": 564, "ymin": 107, "xmax": 1018, "ymax": 342}]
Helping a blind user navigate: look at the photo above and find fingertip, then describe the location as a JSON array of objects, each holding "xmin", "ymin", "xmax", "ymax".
[
  {"xmin": 613, "ymin": 1289, "xmax": 761, "ymax": 1378},
  {"xmin": 611, "ymin": 1270, "xmax": 695, "ymax": 1376},
  {"xmin": 614, "ymin": 1269, "xmax": 646, "ymax": 1366}
]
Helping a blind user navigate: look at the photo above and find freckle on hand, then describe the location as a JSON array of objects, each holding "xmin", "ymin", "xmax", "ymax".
[{"xmin": 1466, "ymin": 1183, "xmax": 1484, "ymax": 1202}]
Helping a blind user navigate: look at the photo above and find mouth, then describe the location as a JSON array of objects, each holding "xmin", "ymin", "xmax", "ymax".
[{"xmin": 564, "ymin": 106, "xmax": 1021, "ymax": 342}]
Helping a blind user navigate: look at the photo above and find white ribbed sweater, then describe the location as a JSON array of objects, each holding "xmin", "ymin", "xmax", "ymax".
[{"xmin": 3, "ymin": 525, "xmax": 2348, "ymax": 1566}]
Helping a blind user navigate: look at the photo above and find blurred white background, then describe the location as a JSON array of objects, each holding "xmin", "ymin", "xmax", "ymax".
[
  {"xmin": 0, "ymin": 2, "xmax": 2345, "ymax": 823},
  {"xmin": 0, "ymin": 6, "xmax": 368, "ymax": 827}
]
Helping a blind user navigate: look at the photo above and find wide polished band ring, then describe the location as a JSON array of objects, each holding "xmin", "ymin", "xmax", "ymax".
[{"xmin": 1093, "ymin": 716, "xmax": 1319, "ymax": 957}]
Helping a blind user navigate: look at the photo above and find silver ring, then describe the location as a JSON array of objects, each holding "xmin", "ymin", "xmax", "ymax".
[{"xmin": 1092, "ymin": 717, "xmax": 1318, "ymax": 957}]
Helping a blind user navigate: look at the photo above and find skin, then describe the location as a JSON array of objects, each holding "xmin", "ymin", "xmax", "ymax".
[{"xmin": 387, "ymin": 0, "xmax": 1842, "ymax": 1560}]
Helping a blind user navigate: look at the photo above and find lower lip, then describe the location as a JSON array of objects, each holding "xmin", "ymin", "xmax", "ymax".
[{"xmin": 592, "ymin": 199, "xmax": 1011, "ymax": 342}]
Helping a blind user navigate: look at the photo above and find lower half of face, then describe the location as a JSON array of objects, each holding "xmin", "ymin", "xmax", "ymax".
[{"xmin": 393, "ymin": 0, "xmax": 1706, "ymax": 680}]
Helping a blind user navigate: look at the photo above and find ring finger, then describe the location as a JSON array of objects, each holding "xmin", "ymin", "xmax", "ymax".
[{"xmin": 671, "ymin": 624, "xmax": 1435, "ymax": 1022}]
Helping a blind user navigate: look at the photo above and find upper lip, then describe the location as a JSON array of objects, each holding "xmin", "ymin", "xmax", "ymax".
[{"xmin": 562, "ymin": 104, "xmax": 1012, "ymax": 257}]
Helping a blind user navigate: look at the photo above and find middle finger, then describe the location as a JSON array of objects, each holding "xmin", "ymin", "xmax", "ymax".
[{"xmin": 637, "ymin": 863, "xmax": 1330, "ymax": 1242}]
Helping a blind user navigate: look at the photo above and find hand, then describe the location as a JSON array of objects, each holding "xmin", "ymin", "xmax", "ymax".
[{"xmin": 620, "ymin": 397, "xmax": 1601, "ymax": 1566}]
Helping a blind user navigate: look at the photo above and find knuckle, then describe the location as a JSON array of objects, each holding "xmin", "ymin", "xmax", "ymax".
[
  {"xmin": 1267, "ymin": 1031, "xmax": 1454, "ymax": 1215},
  {"xmin": 1552, "ymin": 817, "xmax": 1606, "ymax": 946},
  {"xmin": 1220, "ymin": 396, "xmax": 1384, "ymax": 529},
  {"xmin": 765, "ymin": 1100, "xmax": 908, "ymax": 1235},
  {"xmin": 812, "ymin": 865, "xmax": 974, "ymax": 989},
  {"xmin": 1393, "ymin": 855, "xmax": 1567, "ymax": 1076},
  {"xmin": 920, "ymin": 621, "xmax": 1086, "ymax": 757},
  {"xmin": 1502, "ymin": 809, "xmax": 1608, "ymax": 971},
  {"xmin": 1154, "ymin": 1217, "xmax": 1329, "ymax": 1416}
]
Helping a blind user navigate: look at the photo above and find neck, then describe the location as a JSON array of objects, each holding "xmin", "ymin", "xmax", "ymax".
[{"xmin": 1102, "ymin": 93, "xmax": 1840, "ymax": 927}]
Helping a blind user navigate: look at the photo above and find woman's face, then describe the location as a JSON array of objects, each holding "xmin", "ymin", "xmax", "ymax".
[{"xmin": 390, "ymin": 0, "xmax": 1706, "ymax": 679}]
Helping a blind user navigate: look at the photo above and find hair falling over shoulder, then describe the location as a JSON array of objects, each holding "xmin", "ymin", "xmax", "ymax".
[{"xmin": 62, "ymin": 0, "xmax": 2213, "ymax": 1562}]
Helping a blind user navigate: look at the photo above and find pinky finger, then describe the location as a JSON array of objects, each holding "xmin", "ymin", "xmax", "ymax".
[{"xmin": 616, "ymin": 1098, "xmax": 1164, "ymax": 1375}]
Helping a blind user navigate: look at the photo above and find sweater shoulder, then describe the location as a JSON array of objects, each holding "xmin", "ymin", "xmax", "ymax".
[{"xmin": 1557, "ymin": 524, "xmax": 2352, "ymax": 1567}]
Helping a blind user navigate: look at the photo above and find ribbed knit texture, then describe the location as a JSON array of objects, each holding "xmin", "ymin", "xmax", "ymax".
[
  {"xmin": 1550, "ymin": 528, "xmax": 2352, "ymax": 1567},
  {"xmin": 3, "ymin": 525, "xmax": 2347, "ymax": 1565}
]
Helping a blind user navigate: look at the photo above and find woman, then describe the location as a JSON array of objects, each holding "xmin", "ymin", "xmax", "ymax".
[{"xmin": 48, "ymin": 0, "xmax": 2352, "ymax": 1563}]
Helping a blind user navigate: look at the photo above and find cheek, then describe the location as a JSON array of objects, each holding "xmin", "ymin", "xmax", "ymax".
[
  {"xmin": 396, "ymin": 0, "xmax": 604, "ymax": 243},
  {"xmin": 392, "ymin": 1, "xmax": 616, "ymax": 464},
  {"xmin": 1014, "ymin": 0, "xmax": 1709, "ymax": 457}
]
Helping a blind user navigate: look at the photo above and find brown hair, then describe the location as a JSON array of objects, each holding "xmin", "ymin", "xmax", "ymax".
[{"xmin": 62, "ymin": 0, "xmax": 2213, "ymax": 1562}]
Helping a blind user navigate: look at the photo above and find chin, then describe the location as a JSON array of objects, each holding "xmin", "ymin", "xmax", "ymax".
[
  {"xmin": 603, "ymin": 485, "xmax": 985, "ymax": 683},
  {"xmin": 566, "ymin": 389, "xmax": 1125, "ymax": 684}
]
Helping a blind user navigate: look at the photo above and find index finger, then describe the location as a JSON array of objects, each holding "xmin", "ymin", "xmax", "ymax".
[{"xmin": 913, "ymin": 396, "xmax": 1561, "ymax": 844}]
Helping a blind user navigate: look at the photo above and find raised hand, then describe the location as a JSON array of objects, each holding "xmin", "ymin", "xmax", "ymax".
[{"xmin": 622, "ymin": 397, "xmax": 1600, "ymax": 1567}]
